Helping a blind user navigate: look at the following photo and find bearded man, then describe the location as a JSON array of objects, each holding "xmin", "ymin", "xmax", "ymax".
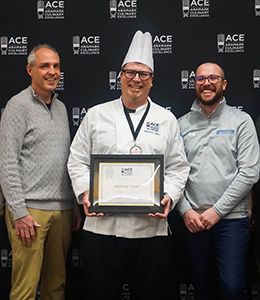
[{"xmin": 177, "ymin": 62, "xmax": 260, "ymax": 300}]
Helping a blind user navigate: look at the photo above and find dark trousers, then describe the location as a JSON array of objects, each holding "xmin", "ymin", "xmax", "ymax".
[
  {"xmin": 254, "ymin": 215, "xmax": 260, "ymax": 300},
  {"xmin": 80, "ymin": 230, "xmax": 172, "ymax": 300},
  {"xmin": 185, "ymin": 217, "xmax": 249, "ymax": 300}
]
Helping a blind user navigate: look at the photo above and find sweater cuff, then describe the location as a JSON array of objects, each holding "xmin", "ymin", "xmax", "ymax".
[
  {"xmin": 177, "ymin": 199, "xmax": 192, "ymax": 216},
  {"xmin": 11, "ymin": 206, "xmax": 29, "ymax": 220},
  {"xmin": 212, "ymin": 204, "xmax": 223, "ymax": 217}
]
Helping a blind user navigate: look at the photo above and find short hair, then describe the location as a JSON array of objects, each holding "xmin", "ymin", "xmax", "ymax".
[
  {"xmin": 195, "ymin": 62, "xmax": 225, "ymax": 79},
  {"xmin": 27, "ymin": 44, "xmax": 59, "ymax": 65}
]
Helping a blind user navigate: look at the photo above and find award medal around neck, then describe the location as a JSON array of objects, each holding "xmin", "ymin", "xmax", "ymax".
[{"xmin": 130, "ymin": 145, "xmax": 142, "ymax": 155}]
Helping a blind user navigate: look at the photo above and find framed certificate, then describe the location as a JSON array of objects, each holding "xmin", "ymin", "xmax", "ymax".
[{"xmin": 89, "ymin": 154, "xmax": 164, "ymax": 213}]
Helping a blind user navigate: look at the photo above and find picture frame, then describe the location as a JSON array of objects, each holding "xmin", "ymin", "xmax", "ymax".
[{"xmin": 89, "ymin": 154, "xmax": 164, "ymax": 213}]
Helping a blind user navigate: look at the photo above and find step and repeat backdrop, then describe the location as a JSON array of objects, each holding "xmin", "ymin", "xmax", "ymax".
[{"xmin": 0, "ymin": 0, "xmax": 259, "ymax": 299}]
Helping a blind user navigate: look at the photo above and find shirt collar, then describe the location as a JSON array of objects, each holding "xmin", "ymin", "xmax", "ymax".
[
  {"xmin": 30, "ymin": 85, "xmax": 58, "ymax": 104},
  {"xmin": 191, "ymin": 97, "xmax": 226, "ymax": 118}
]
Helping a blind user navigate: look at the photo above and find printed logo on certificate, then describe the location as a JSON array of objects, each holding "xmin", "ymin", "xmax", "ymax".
[{"xmin": 89, "ymin": 155, "xmax": 164, "ymax": 213}]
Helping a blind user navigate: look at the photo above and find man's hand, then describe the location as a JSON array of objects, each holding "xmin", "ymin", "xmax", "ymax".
[
  {"xmin": 149, "ymin": 194, "xmax": 172, "ymax": 219},
  {"xmin": 200, "ymin": 207, "xmax": 220, "ymax": 230},
  {"xmin": 183, "ymin": 209, "xmax": 205, "ymax": 233},
  {"xmin": 82, "ymin": 191, "xmax": 104, "ymax": 217},
  {"xmin": 14, "ymin": 215, "xmax": 41, "ymax": 246}
]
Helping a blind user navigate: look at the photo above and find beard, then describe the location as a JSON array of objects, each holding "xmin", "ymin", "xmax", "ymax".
[{"xmin": 196, "ymin": 86, "xmax": 224, "ymax": 106}]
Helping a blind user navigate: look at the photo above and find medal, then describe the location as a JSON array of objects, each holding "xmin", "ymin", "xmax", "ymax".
[{"xmin": 130, "ymin": 145, "xmax": 142, "ymax": 155}]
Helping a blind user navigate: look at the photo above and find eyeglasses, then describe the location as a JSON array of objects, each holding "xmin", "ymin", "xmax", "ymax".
[
  {"xmin": 195, "ymin": 75, "xmax": 225, "ymax": 84},
  {"xmin": 121, "ymin": 69, "xmax": 153, "ymax": 81}
]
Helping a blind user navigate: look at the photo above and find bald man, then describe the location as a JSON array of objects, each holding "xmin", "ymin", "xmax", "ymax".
[{"xmin": 178, "ymin": 62, "xmax": 260, "ymax": 300}]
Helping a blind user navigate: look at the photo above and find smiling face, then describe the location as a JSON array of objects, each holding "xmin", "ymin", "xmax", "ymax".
[
  {"xmin": 195, "ymin": 63, "xmax": 227, "ymax": 107},
  {"xmin": 120, "ymin": 62, "xmax": 153, "ymax": 109},
  {"xmin": 26, "ymin": 47, "xmax": 60, "ymax": 103}
]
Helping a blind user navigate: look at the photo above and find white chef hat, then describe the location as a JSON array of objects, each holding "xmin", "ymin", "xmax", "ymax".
[{"xmin": 122, "ymin": 30, "xmax": 154, "ymax": 72}]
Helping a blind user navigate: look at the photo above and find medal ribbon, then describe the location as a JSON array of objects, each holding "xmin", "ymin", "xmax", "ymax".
[{"xmin": 123, "ymin": 101, "xmax": 150, "ymax": 142}]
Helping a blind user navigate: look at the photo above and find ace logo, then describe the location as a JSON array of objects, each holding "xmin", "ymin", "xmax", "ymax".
[
  {"xmin": 190, "ymin": 0, "xmax": 209, "ymax": 6},
  {"xmin": 8, "ymin": 37, "xmax": 27, "ymax": 44},
  {"xmin": 225, "ymin": 34, "xmax": 245, "ymax": 42},
  {"xmin": 217, "ymin": 33, "xmax": 245, "ymax": 53},
  {"xmin": 80, "ymin": 36, "xmax": 100, "ymax": 44},
  {"xmin": 37, "ymin": 0, "xmax": 65, "ymax": 19},
  {"xmin": 153, "ymin": 34, "xmax": 173, "ymax": 54},
  {"xmin": 45, "ymin": 1, "xmax": 64, "ymax": 8},
  {"xmin": 0, "ymin": 36, "xmax": 28, "ymax": 55},
  {"xmin": 182, "ymin": 0, "xmax": 210, "ymax": 17},
  {"xmin": 72, "ymin": 35, "xmax": 100, "ymax": 55},
  {"xmin": 153, "ymin": 35, "xmax": 172, "ymax": 43},
  {"xmin": 181, "ymin": 70, "xmax": 195, "ymax": 89},
  {"xmin": 110, "ymin": 0, "xmax": 137, "ymax": 18},
  {"xmin": 118, "ymin": 0, "xmax": 137, "ymax": 7}
]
